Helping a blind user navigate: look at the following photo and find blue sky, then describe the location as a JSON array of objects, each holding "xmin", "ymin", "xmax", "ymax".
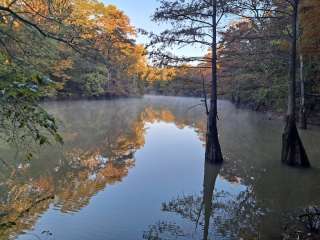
[{"xmin": 102, "ymin": 0, "xmax": 208, "ymax": 57}]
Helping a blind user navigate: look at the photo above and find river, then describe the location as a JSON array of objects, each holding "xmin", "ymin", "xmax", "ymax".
[{"xmin": 0, "ymin": 95, "xmax": 320, "ymax": 240}]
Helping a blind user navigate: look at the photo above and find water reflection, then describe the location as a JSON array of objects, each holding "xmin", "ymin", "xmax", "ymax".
[
  {"xmin": 0, "ymin": 96, "xmax": 319, "ymax": 240},
  {"xmin": 142, "ymin": 160, "xmax": 266, "ymax": 240},
  {"xmin": 0, "ymin": 96, "xmax": 208, "ymax": 239},
  {"xmin": 203, "ymin": 162, "xmax": 220, "ymax": 240}
]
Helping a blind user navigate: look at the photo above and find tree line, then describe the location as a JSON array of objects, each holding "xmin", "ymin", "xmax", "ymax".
[
  {"xmin": 147, "ymin": 0, "xmax": 320, "ymax": 167},
  {"xmin": 0, "ymin": 0, "xmax": 319, "ymax": 167},
  {"xmin": 0, "ymin": 0, "xmax": 150, "ymax": 149}
]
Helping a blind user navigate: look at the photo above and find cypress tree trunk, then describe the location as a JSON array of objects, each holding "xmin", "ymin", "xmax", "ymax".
[
  {"xmin": 281, "ymin": 0, "xmax": 310, "ymax": 167},
  {"xmin": 205, "ymin": 0, "xmax": 223, "ymax": 164},
  {"xmin": 299, "ymin": 55, "xmax": 307, "ymax": 129}
]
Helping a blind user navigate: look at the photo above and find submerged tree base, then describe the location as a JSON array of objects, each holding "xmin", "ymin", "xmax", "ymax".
[
  {"xmin": 299, "ymin": 109, "xmax": 308, "ymax": 130},
  {"xmin": 281, "ymin": 116, "xmax": 310, "ymax": 168},
  {"xmin": 205, "ymin": 124, "xmax": 223, "ymax": 164},
  {"xmin": 205, "ymin": 142, "xmax": 223, "ymax": 164}
]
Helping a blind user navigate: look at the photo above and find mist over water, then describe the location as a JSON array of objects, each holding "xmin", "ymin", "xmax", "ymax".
[{"xmin": 1, "ymin": 95, "xmax": 320, "ymax": 240}]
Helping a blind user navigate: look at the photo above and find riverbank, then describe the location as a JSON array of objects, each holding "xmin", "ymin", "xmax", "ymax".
[
  {"xmin": 43, "ymin": 92, "xmax": 320, "ymax": 126},
  {"xmin": 42, "ymin": 93, "xmax": 143, "ymax": 102},
  {"xmin": 143, "ymin": 92, "xmax": 319, "ymax": 126},
  {"xmin": 230, "ymin": 98, "xmax": 320, "ymax": 126}
]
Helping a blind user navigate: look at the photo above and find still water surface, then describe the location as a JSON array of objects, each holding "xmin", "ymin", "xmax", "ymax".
[{"xmin": 1, "ymin": 96, "xmax": 320, "ymax": 240}]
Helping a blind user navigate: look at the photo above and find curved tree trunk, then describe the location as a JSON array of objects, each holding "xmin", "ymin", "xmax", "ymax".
[
  {"xmin": 205, "ymin": 0, "xmax": 223, "ymax": 164},
  {"xmin": 281, "ymin": 0, "xmax": 310, "ymax": 167}
]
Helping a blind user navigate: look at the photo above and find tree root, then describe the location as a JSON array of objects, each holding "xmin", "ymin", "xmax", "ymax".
[{"xmin": 281, "ymin": 117, "xmax": 310, "ymax": 167}]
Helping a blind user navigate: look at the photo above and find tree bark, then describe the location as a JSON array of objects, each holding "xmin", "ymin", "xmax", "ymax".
[
  {"xmin": 281, "ymin": 0, "xmax": 310, "ymax": 167},
  {"xmin": 205, "ymin": 0, "xmax": 223, "ymax": 164},
  {"xmin": 299, "ymin": 54, "xmax": 307, "ymax": 129}
]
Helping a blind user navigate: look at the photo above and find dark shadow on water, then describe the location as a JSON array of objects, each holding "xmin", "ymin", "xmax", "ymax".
[
  {"xmin": 142, "ymin": 159, "xmax": 221, "ymax": 240},
  {"xmin": 142, "ymin": 159, "xmax": 264, "ymax": 240},
  {"xmin": 202, "ymin": 161, "xmax": 221, "ymax": 240}
]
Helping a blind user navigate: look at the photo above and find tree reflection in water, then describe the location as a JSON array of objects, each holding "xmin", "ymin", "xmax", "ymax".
[
  {"xmin": 1, "ymin": 97, "xmax": 319, "ymax": 240},
  {"xmin": 0, "ymin": 99, "xmax": 208, "ymax": 240},
  {"xmin": 143, "ymin": 161, "xmax": 266, "ymax": 240}
]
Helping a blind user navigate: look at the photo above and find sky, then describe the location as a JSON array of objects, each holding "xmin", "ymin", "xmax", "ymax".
[{"xmin": 102, "ymin": 0, "xmax": 208, "ymax": 57}]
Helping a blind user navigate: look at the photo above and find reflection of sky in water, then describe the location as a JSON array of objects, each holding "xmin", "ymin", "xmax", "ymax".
[
  {"xmin": 16, "ymin": 121, "xmax": 208, "ymax": 240},
  {"xmin": 16, "ymin": 121, "xmax": 248, "ymax": 240},
  {"xmin": 96, "ymin": 155, "xmax": 108, "ymax": 165},
  {"xmin": 2, "ymin": 96, "xmax": 320, "ymax": 240},
  {"xmin": 216, "ymin": 177, "xmax": 247, "ymax": 196}
]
